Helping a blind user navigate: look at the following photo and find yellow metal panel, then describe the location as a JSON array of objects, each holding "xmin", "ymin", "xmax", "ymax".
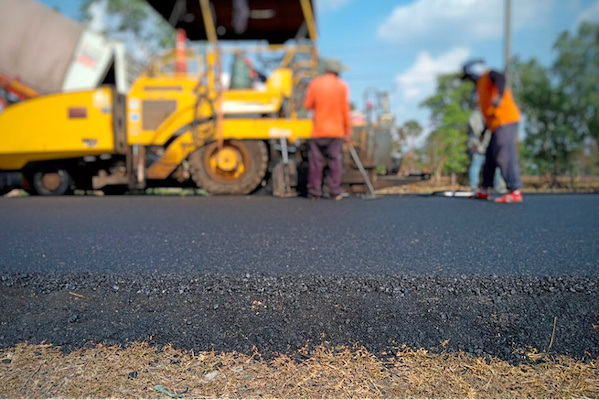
[
  {"xmin": 266, "ymin": 68, "xmax": 293, "ymax": 98},
  {"xmin": 145, "ymin": 118, "xmax": 313, "ymax": 180},
  {"xmin": 223, "ymin": 91, "xmax": 280, "ymax": 103},
  {"xmin": 222, "ymin": 119, "xmax": 313, "ymax": 141},
  {"xmin": 148, "ymin": 105, "xmax": 196, "ymax": 146},
  {"xmin": 0, "ymin": 87, "xmax": 115, "ymax": 170},
  {"xmin": 221, "ymin": 91, "xmax": 282, "ymax": 115},
  {"xmin": 146, "ymin": 131, "xmax": 196, "ymax": 179},
  {"xmin": 220, "ymin": 69, "xmax": 291, "ymax": 114},
  {"xmin": 132, "ymin": 99, "xmax": 214, "ymax": 147},
  {"xmin": 127, "ymin": 76, "xmax": 199, "ymax": 145}
]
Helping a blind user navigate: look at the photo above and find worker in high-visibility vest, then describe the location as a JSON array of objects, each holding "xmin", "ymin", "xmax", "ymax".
[
  {"xmin": 304, "ymin": 58, "xmax": 351, "ymax": 200},
  {"xmin": 462, "ymin": 60, "xmax": 523, "ymax": 203}
]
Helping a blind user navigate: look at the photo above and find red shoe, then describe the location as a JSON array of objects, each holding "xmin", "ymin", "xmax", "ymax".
[
  {"xmin": 494, "ymin": 191, "xmax": 523, "ymax": 203},
  {"xmin": 470, "ymin": 190, "xmax": 489, "ymax": 200}
]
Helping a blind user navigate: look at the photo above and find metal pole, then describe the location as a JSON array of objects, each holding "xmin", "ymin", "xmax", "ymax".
[
  {"xmin": 199, "ymin": 0, "xmax": 224, "ymax": 148},
  {"xmin": 348, "ymin": 144, "xmax": 376, "ymax": 199},
  {"xmin": 299, "ymin": 0, "xmax": 318, "ymax": 44},
  {"xmin": 280, "ymin": 138, "xmax": 291, "ymax": 192},
  {"xmin": 299, "ymin": 0, "xmax": 319, "ymax": 71},
  {"xmin": 504, "ymin": 0, "xmax": 512, "ymax": 86},
  {"xmin": 199, "ymin": 0, "xmax": 218, "ymax": 43}
]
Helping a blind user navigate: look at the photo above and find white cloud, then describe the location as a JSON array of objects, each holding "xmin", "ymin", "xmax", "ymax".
[
  {"xmin": 395, "ymin": 47, "xmax": 470, "ymax": 101},
  {"xmin": 317, "ymin": 0, "xmax": 352, "ymax": 12},
  {"xmin": 577, "ymin": 0, "xmax": 599, "ymax": 25},
  {"xmin": 378, "ymin": 0, "xmax": 554, "ymax": 46}
]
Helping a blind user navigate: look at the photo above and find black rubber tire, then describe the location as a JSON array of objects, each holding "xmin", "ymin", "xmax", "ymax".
[
  {"xmin": 189, "ymin": 140, "xmax": 268, "ymax": 195},
  {"xmin": 31, "ymin": 166, "xmax": 73, "ymax": 196}
]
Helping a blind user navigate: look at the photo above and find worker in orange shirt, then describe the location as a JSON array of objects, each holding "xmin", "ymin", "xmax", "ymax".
[
  {"xmin": 462, "ymin": 60, "xmax": 523, "ymax": 203},
  {"xmin": 304, "ymin": 58, "xmax": 351, "ymax": 200}
]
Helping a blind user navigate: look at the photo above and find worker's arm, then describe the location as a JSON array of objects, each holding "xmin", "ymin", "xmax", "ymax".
[{"xmin": 489, "ymin": 70, "xmax": 506, "ymax": 107}]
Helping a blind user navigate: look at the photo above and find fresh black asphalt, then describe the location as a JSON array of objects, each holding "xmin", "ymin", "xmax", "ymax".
[
  {"xmin": 0, "ymin": 194, "xmax": 597, "ymax": 276},
  {"xmin": 1, "ymin": 194, "xmax": 598, "ymax": 363}
]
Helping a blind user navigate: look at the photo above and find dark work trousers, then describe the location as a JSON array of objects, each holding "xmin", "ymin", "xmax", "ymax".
[
  {"xmin": 307, "ymin": 138, "xmax": 344, "ymax": 198},
  {"xmin": 483, "ymin": 122, "xmax": 523, "ymax": 191}
]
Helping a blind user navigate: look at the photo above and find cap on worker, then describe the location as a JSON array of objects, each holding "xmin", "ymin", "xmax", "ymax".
[
  {"xmin": 322, "ymin": 58, "xmax": 348, "ymax": 74},
  {"xmin": 461, "ymin": 59, "xmax": 486, "ymax": 82}
]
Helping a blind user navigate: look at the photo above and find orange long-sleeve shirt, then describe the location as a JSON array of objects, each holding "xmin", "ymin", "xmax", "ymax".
[
  {"xmin": 304, "ymin": 73, "xmax": 351, "ymax": 138},
  {"xmin": 477, "ymin": 70, "xmax": 521, "ymax": 132}
]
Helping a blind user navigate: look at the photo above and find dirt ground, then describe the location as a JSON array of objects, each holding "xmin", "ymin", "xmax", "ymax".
[{"xmin": 2, "ymin": 176, "xmax": 598, "ymax": 398}]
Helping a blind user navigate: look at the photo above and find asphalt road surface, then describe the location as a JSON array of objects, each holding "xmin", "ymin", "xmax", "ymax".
[
  {"xmin": 0, "ymin": 194, "xmax": 597, "ymax": 276},
  {"xmin": 1, "ymin": 193, "xmax": 598, "ymax": 362}
]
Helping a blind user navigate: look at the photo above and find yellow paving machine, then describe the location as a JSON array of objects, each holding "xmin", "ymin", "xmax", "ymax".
[{"xmin": 0, "ymin": 0, "xmax": 427, "ymax": 196}]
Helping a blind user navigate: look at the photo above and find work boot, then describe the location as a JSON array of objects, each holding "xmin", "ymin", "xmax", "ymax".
[
  {"xmin": 332, "ymin": 194, "xmax": 343, "ymax": 201},
  {"xmin": 494, "ymin": 190, "xmax": 523, "ymax": 203},
  {"xmin": 470, "ymin": 190, "xmax": 489, "ymax": 200}
]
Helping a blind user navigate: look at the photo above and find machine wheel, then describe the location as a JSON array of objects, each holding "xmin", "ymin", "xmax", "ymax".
[
  {"xmin": 30, "ymin": 166, "xmax": 74, "ymax": 196},
  {"xmin": 189, "ymin": 140, "xmax": 268, "ymax": 195}
]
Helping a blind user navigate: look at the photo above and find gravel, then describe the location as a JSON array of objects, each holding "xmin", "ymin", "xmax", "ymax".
[{"xmin": 1, "ymin": 272, "xmax": 597, "ymax": 364}]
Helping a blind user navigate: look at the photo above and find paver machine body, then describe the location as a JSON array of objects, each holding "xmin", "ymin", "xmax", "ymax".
[
  {"xmin": 0, "ymin": 0, "xmax": 419, "ymax": 196},
  {"xmin": 0, "ymin": 0, "xmax": 320, "ymax": 195},
  {"xmin": 131, "ymin": 0, "xmax": 321, "ymax": 196}
]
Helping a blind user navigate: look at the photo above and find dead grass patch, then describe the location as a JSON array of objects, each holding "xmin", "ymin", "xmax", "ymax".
[{"xmin": 1, "ymin": 342, "xmax": 597, "ymax": 398}]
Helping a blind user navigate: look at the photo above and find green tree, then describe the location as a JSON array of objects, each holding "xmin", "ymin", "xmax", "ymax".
[
  {"xmin": 393, "ymin": 119, "xmax": 422, "ymax": 155},
  {"xmin": 420, "ymin": 74, "xmax": 473, "ymax": 182},
  {"xmin": 512, "ymin": 59, "xmax": 575, "ymax": 180},
  {"xmin": 397, "ymin": 119, "xmax": 423, "ymax": 143},
  {"xmin": 390, "ymin": 119, "xmax": 423, "ymax": 174},
  {"xmin": 419, "ymin": 130, "xmax": 445, "ymax": 180},
  {"xmin": 553, "ymin": 22, "xmax": 599, "ymax": 143},
  {"xmin": 512, "ymin": 22, "xmax": 599, "ymax": 183},
  {"xmin": 79, "ymin": 0, "xmax": 175, "ymax": 59}
]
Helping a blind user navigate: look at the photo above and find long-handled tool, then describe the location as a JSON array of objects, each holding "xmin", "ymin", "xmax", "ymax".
[{"xmin": 348, "ymin": 144, "xmax": 377, "ymax": 199}]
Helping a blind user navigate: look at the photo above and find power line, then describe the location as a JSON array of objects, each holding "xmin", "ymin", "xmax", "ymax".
[
  {"xmin": 344, "ymin": 78, "xmax": 396, "ymax": 84},
  {"xmin": 345, "ymin": 72, "xmax": 396, "ymax": 78},
  {"xmin": 320, "ymin": 43, "xmax": 460, "ymax": 54}
]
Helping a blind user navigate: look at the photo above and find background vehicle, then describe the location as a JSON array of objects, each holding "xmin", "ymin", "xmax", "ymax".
[{"xmin": 0, "ymin": 0, "xmax": 142, "ymax": 101}]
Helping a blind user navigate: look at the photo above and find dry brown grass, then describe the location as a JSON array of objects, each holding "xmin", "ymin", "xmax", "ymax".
[{"xmin": 1, "ymin": 342, "xmax": 598, "ymax": 398}]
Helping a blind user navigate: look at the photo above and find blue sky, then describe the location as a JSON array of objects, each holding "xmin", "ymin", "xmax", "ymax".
[
  {"xmin": 315, "ymin": 0, "xmax": 599, "ymax": 134},
  {"xmin": 40, "ymin": 0, "xmax": 599, "ymax": 139}
]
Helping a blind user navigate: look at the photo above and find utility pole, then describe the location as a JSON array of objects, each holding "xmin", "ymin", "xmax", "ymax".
[{"xmin": 504, "ymin": 0, "xmax": 512, "ymax": 86}]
